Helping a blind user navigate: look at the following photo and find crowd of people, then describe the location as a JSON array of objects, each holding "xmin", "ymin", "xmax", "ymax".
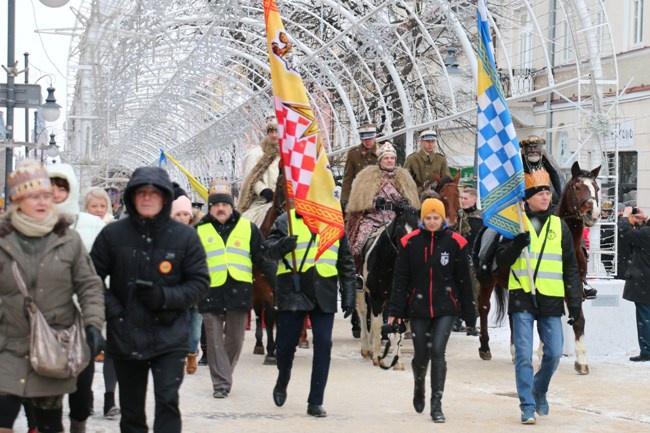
[{"xmin": 0, "ymin": 122, "xmax": 647, "ymax": 432}]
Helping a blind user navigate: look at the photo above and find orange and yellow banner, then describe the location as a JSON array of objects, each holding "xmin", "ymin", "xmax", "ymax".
[{"xmin": 264, "ymin": 0, "xmax": 344, "ymax": 259}]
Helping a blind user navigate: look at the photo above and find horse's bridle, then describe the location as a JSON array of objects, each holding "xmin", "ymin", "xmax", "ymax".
[{"xmin": 564, "ymin": 176, "xmax": 598, "ymax": 221}]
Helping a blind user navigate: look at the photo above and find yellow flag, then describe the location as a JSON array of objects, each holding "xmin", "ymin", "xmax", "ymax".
[
  {"xmin": 160, "ymin": 150, "xmax": 208, "ymax": 201},
  {"xmin": 264, "ymin": 0, "xmax": 344, "ymax": 259}
]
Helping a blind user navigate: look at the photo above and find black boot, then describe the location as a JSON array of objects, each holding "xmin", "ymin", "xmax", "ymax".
[
  {"xmin": 412, "ymin": 361, "xmax": 427, "ymax": 413},
  {"xmin": 198, "ymin": 344, "xmax": 208, "ymax": 365},
  {"xmin": 430, "ymin": 359, "xmax": 446, "ymax": 423}
]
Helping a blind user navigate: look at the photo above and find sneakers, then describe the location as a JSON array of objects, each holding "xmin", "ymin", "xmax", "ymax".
[
  {"xmin": 452, "ymin": 318, "xmax": 464, "ymax": 332},
  {"xmin": 533, "ymin": 391, "xmax": 549, "ymax": 416},
  {"xmin": 520, "ymin": 407, "xmax": 536, "ymax": 424},
  {"xmin": 104, "ymin": 405, "xmax": 120, "ymax": 419}
]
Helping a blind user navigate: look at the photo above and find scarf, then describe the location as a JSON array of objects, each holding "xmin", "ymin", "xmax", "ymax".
[{"xmin": 11, "ymin": 209, "xmax": 59, "ymax": 237}]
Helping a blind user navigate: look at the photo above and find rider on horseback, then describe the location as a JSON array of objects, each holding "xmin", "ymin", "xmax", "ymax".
[
  {"xmin": 237, "ymin": 118, "xmax": 281, "ymax": 226},
  {"xmin": 404, "ymin": 130, "xmax": 451, "ymax": 194},
  {"xmin": 519, "ymin": 135, "xmax": 563, "ymax": 205},
  {"xmin": 345, "ymin": 142, "xmax": 420, "ymax": 275}
]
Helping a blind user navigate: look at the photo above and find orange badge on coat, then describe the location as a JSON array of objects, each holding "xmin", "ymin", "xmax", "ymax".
[{"xmin": 159, "ymin": 260, "xmax": 172, "ymax": 274}]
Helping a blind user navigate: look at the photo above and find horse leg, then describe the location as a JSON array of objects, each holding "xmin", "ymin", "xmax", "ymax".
[
  {"xmin": 370, "ymin": 311, "xmax": 383, "ymax": 366},
  {"xmin": 263, "ymin": 307, "xmax": 277, "ymax": 365},
  {"xmin": 357, "ymin": 290, "xmax": 372, "ymax": 359},
  {"xmin": 573, "ymin": 311, "xmax": 589, "ymax": 375},
  {"xmin": 298, "ymin": 317, "xmax": 309, "ymax": 349},
  {"xmin": 253, "ymin": 307, "xmax": 264, "ymax": 355},
  {"xmin": 478, "ymin": 283, "xmax": 494, "ymax": 360}
]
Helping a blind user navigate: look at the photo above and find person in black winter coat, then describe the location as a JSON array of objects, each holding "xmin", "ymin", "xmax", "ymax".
[
  {"xmin": 196, "ymin": 179, "xmax": 277, "ymax": 398},
  {"xmin": 262, "ymin": 209, "xmax": 356, "ymax": 418},
  {"xmin": 619, "ymin": 206, "xmax": 650, "ymax": 362},
  {"xmin": 388, "ymin": 198, "xmax": 476, "ymax": 424},
  {"xmin": 91, "ymin": 166, "xmax": 210, "ymax": 433}
]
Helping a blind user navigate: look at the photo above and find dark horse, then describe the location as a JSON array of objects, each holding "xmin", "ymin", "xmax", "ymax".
[
  {"xmin": 475, "ymin": 161, "xmax": 600, "ymax": 375},
  {"xmin": 251, "ymin": 170, "xmax": 286, "ymax": 365},
  {"xmin": 357, "ymin": 201, "xmax": 420, "ymax": 368}
]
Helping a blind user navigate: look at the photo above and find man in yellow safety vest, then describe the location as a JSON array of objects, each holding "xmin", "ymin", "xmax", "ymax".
[
  {"xmin": 195, "ymin": 179, "xmax": 276, "ymax": 399},
  {"xmin": 495, "ymin": 169, "xmax": 582, "ymax": 425}
]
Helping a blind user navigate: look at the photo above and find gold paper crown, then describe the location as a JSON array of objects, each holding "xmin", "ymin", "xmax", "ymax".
[
  {"xmin": 209, "ymin": 179, "xmax": 232, "ymax": 197},
  {"xmin": 519, "ymin": 135, "xmax": 546, "ymax": 147},
  {"xmin": 524, "ymin": 169, "xmax": 550, "ymax": 192}
]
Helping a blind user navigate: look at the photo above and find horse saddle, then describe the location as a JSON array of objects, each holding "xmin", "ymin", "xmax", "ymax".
[{"xmin": 361, "ymin": 225, "xmax": 386, "ymax": 259}]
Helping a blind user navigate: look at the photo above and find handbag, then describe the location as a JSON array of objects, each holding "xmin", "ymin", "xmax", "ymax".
[{"xmin": 11, "ymin": 261, "xmax": 91, "ymax": 379}]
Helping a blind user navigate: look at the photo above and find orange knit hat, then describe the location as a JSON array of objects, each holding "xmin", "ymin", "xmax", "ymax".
[{"xmin": 420, "ymin": 198, "xmax": 446, "ymax": 220}]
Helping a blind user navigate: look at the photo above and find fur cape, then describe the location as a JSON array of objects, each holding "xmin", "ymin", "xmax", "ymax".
[
  {"xmin": 346, "ymin": 166, "xmax": 420, "ymax": 214},
  {"xmin": 237, "ymin": 136, "xmax": 280, "ymax": 213}
]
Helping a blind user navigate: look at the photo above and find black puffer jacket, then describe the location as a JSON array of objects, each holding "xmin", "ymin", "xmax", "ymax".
[
  {"xmin": 261, "ymin": 212, "xmax": 355, "ymax": 313},
  {"xmin": 390, "ymin": 226, "xmax": 476, "ymax": 323},
  {"xmin": 496, "ymin": 207, "xmax": 581, "ymax": 316},
  {"xmin": 91, "ymin": 167, "xmax": 210, "ymax": 360},
  {"xmin": 620, "ymin": 218, "xmax": 650, "ymax": 304},
  {"xmin": 196, "ymin": 211, "xmax": 277, "ymax": 313}
]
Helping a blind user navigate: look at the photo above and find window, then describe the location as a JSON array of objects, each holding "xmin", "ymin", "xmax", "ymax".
[
  {"xmin": 519, "ymin": 11, "xmax": 532, "ymax": 69},
  {"xmin": 633, "ymin": 0, "xmax": 644, "ymax": 45}
]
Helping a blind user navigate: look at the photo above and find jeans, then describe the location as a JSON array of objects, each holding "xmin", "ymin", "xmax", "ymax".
[
  {"xmin": 275, "ymin": 308, "xmax": 334, "ymax": 406},
  {"xmin": 635, "ymin": 302, "xmax": 650, "ymax": 356},
  {"xmin": 512, "ymin": 312, "xmax": 563, "ymax": 411},
  {"xmin": 187, "ymin": 306, "xmax": 203, "ymax": 354},
  {"xmin": 113, "ymin": 351, "xmax": 185, "ymax": 433}
]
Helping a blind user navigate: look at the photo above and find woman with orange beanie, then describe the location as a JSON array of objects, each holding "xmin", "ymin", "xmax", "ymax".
[{"xmin": 388, "ymin": 198, "xmax": 475, "ymax": 423}]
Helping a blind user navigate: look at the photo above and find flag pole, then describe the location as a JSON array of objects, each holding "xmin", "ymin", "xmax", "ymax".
[
  {"xmin": 279, "ymin": 159, "xmax": 301, "ymax": 293},
  {"xmin": 516, "ymin": 201, "xmax": 538, "ymax": 308}
]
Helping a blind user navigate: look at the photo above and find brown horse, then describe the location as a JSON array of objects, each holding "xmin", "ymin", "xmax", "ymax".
[
  {"xmin": 475, "ymin": 161, "xmax": 600, "ymax": 375},
  {"xmin": 434, "ymin": 172, "xmax": 462, "ymax": 229},
  {"xmin": 251, "ymin": 169, "xmax": 286, "ymax": 365}
]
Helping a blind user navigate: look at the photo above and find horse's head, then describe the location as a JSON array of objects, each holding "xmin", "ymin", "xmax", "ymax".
[
  {"xmin": 560, "ymin": 161, "xmax": 601, "ymax": 227},
  {"xmin": 390, "ymin": 200, "xmax": 420, "ymax": 241},
  {"xmin": 435, "ymin": 171, "xmax": 461, "ymax": 229}
]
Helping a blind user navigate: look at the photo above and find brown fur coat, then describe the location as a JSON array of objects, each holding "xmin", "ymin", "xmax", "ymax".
[
  {"xmin": 346, "ymin": 166, "xmax": 420, "ymax": 214},
  {"xmin": 237, "ymin": 136, "xmax": 280, "ymax": 213}
]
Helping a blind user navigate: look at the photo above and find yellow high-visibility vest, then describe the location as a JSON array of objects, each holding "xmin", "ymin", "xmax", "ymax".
[
  {"xmin": 509, "ymin": 215, "xmax": 564, "ymax": 297},
  {"xmin": 197, "ymin": 218, "xmax": 253, "ymax": 287},
  {"xmin": 277, "ymin": 209, "xmax": 339, "ymax": 277}
]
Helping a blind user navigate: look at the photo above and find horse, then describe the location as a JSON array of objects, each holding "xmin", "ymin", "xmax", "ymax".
[
  {"xmin": 357, "ymin": 201, "xmax": 420, "ymax": 368},
  {"xmin": 475, "ymin": 160, "xmax": 601, "ymax": 375},
  {"xmin": 251, "ymin": 170, "xmax": 286, "ymax": 365},
  {"xmin": 434, "ymin": 172, "xmax": 462, "ymax": 230}
]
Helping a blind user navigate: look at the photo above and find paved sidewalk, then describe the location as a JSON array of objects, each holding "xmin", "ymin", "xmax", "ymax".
[{"xmin": 15, "ymin": 315, "xmax": 650, "ymax": 432}]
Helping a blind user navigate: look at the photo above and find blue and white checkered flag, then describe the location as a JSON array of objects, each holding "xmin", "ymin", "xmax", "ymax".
[{"xmin": 477, "ymin": 0, "xmax": 525, "ymax": 239}]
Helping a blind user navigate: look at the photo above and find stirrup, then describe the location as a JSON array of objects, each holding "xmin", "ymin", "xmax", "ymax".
[{"xmin": 355, "ymin": 274, "xmax": 365, "ymax": 292}]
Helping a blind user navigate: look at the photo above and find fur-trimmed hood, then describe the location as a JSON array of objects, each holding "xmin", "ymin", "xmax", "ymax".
[{"xmin": 346, "ymin": 166, "xmax": 420, "ymax": 214}]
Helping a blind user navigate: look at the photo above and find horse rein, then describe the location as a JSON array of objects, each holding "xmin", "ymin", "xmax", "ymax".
[
  {"xmin": 378, "ymin": 331, "xmax": 404, "ymax": 370},
  {"xmin": 563, "ymin": 177, "xmax": 597, "ymax": 221}
]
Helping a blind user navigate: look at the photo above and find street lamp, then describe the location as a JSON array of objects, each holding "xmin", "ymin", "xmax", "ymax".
[
  {"xmin": 2, "ymin": 0, "xmax": 68, "ymax": 209},
  {"xmin": 47, "ymin": 133, "xmax": 59, "ymax": 162},
  {"xmin": 41, "ymin": 86, "xmax": 62, "ymax": 122}
]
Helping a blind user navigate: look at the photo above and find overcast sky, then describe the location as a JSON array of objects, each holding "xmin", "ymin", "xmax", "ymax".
[{"xmin": 1, "ymin": 0, "xmax": 83, "ymax": 151}]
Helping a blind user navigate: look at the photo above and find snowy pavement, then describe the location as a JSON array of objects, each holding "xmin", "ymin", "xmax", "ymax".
[{"xmin": 14, "ymin": 314, "xmax": 650, "ymax": 432}]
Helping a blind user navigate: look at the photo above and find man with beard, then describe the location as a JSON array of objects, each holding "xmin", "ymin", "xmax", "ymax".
[
  {"xmin": 519, "ymin": 135, "xmax": 563, "ymax": 205},
  {"xmin": 238, "ymin": 118, "xmax": 281, "ymax": 226}
]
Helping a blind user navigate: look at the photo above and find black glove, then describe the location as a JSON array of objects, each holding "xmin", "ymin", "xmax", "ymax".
[
  {"xmin": 85, "ymin": 325, "xmax": 106, "ymax": 358},
  {"xmin": 342, "ymin": 306, "xmax": 354, "ymax": 319},
  {"xmin": 279, "ymin": 235, "xmax": 298, "ymax": 255},
  {"xmin": 568, "ymin": 305, "xmax": 582, "ymax": 325},
  {"xmin": 513, "ymin": 232, "xmax": 531, "ymax": 251},
  {"xmin": 260, "ymin": 188, "xmax": 274, "ymax": 203},
  {"xmin": 136, "ymin": 280, "xmax": 165, "ymax": 310}
]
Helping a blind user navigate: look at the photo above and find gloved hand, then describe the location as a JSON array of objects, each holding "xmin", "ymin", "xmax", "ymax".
[
  {"xmin": 342, "ymin": 306, "xmax": 354, "ymax": 319},
  {"xmin": 278, "ymin": 235, "xmax": 298, "ymax": 255},
  {"xmin": 513, "ymin": 232, "xmax": 531, "ymax": 251},
  {"xmin": 85, "ymin": 325, "xmax": 106, "ymax": 358},
  {"xmin": 136, "ymin": 280, "xmax": 165, "ymax": 310},
  {"xmin": 568, "ymin": 305, "xmax": 582, "ymax": 325},
  {"xmin": 260, "ymin": 188, "xmax": 274, "ymax": 203}
]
